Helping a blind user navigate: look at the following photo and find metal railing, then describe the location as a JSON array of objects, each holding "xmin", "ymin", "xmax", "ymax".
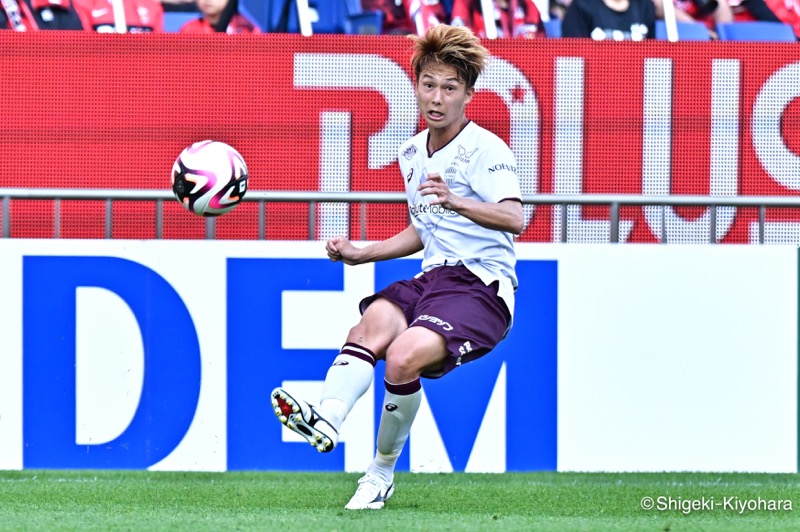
[{"xmin": 2, "ymin": 187, "xmax": 800, "ymax": 243}]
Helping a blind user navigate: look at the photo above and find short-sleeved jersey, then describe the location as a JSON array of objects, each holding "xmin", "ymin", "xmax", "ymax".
[
  {"xmin": 75, "ymin": 0, "xmax": 163, "ymax": 32},
  {"xmin": 397, "ymin": 121, "xmax": 522, "ymax": 317}
]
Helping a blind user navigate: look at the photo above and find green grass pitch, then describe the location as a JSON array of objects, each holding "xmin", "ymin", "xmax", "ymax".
[{"xmin": 0, "ymin": 470, "xmax": 798, "ymax": 531}]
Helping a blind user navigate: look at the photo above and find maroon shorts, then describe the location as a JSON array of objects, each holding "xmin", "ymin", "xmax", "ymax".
[{"xmin": 359, "ymin": 264, "xmax": 511, "ymax": 378}]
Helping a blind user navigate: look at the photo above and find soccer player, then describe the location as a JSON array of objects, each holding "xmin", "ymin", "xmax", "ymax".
[{"xmin": 271, "ymin": 24, "xmax": 523, "ymax": 511}]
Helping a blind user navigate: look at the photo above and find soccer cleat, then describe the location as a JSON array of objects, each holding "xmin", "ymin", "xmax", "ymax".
[
  {"xmin": 270, "ymin": 387, "xmax": 338, "ymax": 453},
  {"xmin": 344, "ymin": 474, "xmax": 395, "ymax": 510}
]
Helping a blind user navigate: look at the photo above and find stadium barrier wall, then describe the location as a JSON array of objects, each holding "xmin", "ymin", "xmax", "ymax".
[
  {"xmin": 1, "ymin": 34, "xmax": 799, "ymax": 243},
  {"xmin": 0, "ymin": 240, "xmax": 795, "ymax": 473}
]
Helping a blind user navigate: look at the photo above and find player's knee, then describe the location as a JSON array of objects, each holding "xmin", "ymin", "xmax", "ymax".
[
  {"xmin": 384, "ymin": 346, "xmax": 423, "ymax": 383},
  {"xmin": 345, "ymin": 321, "xmax": 368, "ymax": 344},
  {"xmin": 344, "ymin": 321, "xmax": 394, "ymax": 361},
  {"xmin": 345, "ymin": 303, "xmax": 406, "ymax": 352}
]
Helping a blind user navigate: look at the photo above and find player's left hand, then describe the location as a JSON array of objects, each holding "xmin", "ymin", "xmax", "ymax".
[{"xmin": 419, "ymin": 174, "xmax": 460, "ymax": 210}]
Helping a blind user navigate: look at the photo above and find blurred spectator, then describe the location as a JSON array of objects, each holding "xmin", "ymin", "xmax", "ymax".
[
  {"xmin": 362, "ymin": 0, "xmax": 447, "ymax": 35},
  {"xmin": 1, "ymin": 0, "xmax": 89, "ymax": 29},
  {"xmin": 764, "ymin": 0, "xmax": 800, "ymax": 37},
  {"xmin": 657, "ymin": 0, "xmax": 782, "ymax": 38},
  {"xmin": 160, "ymin": 0, "xmax": 195, "ymax": 11},
  {"xmin": 76, "ymin": 0, "xmax": 163, "ymax": 31},
  {"xmin": 652, "ymin": 0, "xmax": 732, "ymax": 38},
  {"xmin": 451, "ymin": 0, "xmax": 546, "ymax": 38},
  {"xmin": 726, "ymin": 0, "xmax": 782, "ymax": 22},
  {"xmin": 550, "ymin": 0, "xmax": 573, "ymax": 19},
  {"xmin": 665, "ymin": 0, "xmax": 780, "ymax": 27},
  {"xmin": 179, "ymin": 0, "xmax": 259, "ymax": 33},
  {"xmin": 562, "ymin": 0, "xmax": 656, "ymax": 39}
]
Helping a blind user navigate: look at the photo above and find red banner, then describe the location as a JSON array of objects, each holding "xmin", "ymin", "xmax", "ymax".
[{"xmin": 1, "ymin": 33, "xmax": 798, "ymax": 243}]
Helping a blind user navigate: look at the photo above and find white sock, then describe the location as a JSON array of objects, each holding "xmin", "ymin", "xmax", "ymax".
[
  {"xmin": 366, "ymin": 379, "xmax": 422, "ymax": 484},
  {"xmin": 319, "ymin": 343, "xmax": 376, "ymax": 430}
]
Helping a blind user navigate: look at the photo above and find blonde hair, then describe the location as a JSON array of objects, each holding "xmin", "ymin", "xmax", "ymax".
[{"xmin": 408, "ymin": 24, "xmax": 489, "ymax": 90}]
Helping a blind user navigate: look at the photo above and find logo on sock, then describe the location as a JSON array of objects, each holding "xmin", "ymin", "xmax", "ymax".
[
  {"xmin": 385, "ymin": 403, "xmax": 398, "ymax": 411},
  {"xmin": 332, "ymin": 360, "xmax": 349, "ymax": 366}
]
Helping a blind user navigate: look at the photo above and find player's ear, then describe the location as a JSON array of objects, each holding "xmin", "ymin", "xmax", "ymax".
[{"xmin": 464, "ymin": 87, "xmax": 474, "ymax": 104}]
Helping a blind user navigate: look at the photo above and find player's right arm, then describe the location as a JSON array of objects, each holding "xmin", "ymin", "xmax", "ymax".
[{"xmin": 326, "ymin": 224, "xmax": 423, "ymax": 265}]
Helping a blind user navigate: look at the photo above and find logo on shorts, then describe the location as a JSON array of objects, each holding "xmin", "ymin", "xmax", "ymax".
[
  {"xmin": 413, "ymin": 314, "xmax": 453, "ymax": 332},
  {"xmin": 385, "ymin": 403, "xmax": 398, "ymax": 411}
]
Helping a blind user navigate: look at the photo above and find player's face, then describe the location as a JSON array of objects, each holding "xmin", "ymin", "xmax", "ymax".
[{"xmin": 415, "ymin": 64, "xmax": 474, "ymax": 134}]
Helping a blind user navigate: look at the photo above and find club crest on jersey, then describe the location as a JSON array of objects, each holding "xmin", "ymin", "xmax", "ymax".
[
  {"xmin": 456, "ymin": 145, "xmax": 478, "ymax": 164},
  {"xmin": 402, "ymin": 145, "xmax": 418, "ymax": 160},
  {"xmin": 444, "ymin": 166, "xmax": 457, "ymax": 186}
]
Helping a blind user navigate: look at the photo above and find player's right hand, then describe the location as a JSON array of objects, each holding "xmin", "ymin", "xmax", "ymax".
[
  {"xmin": 326, "ymin": 236, "xmax": 361, "ymax": 265},
  {"xmin": 326, "ymin": 236, "xmax": 344, "ymax": 262}
]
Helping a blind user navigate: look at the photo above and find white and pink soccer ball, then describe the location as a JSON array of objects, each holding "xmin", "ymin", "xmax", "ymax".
[{"xmin": 171, "ymin": 140, "xmax": 248, "ymax": 217}]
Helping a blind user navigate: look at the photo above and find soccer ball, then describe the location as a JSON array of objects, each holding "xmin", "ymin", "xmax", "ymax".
[{"xmin": 171, "ymin": 140, "xmax": 248, "ymax": 217}]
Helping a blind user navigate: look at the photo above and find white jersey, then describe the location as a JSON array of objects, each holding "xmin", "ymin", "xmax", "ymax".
[{"xmin": 397, "ymin": 121, "xmax": 522, "ymax": 318}]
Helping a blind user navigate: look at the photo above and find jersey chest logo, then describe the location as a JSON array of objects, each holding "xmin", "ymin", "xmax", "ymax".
[{"xmin": 455, "ymin": 145, "xmax": 478, "ymax": 164}]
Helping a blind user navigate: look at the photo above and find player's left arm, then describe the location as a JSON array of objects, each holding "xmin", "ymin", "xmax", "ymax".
[{"xmin": 456, "ymin": 195, "xmax": 524, "ymax": 234}]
